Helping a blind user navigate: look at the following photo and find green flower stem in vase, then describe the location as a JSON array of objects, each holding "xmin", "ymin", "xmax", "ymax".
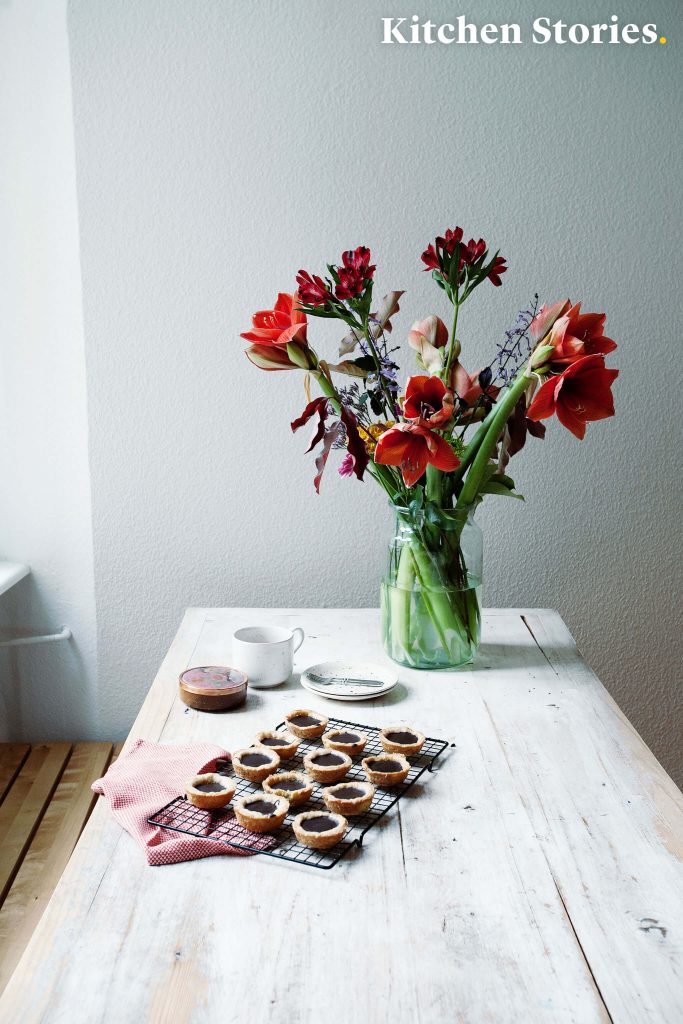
[{"xmin": 381, "ymin": 502, "xmax": 482, "ymax": 669}]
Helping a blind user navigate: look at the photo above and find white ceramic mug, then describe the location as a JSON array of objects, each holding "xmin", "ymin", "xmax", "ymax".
[{"xmin": 232, "ymin": 625, "xmax": 305, "ymax": 689}]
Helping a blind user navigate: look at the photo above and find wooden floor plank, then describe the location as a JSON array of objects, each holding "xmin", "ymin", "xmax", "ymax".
[
  {"xmin": 0, "ymin": 742, "xmax": 112, "ymax": 994},
  {"xmin": 0, "ymin": 745, "xmax": 31, "ymax": 805},
  {"xmin": 0, "ymin": 743, "xmax": 72, "ymax": 906}
]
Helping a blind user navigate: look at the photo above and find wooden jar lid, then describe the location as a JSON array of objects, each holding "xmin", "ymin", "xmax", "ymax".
[{"xmin": 179, "ymin": 666, "xmax": 248, "ymax": 712}]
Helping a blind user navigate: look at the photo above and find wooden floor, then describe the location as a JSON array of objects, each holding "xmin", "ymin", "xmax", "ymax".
[{"xmin": 0, "ymin": 741, "xmax": 121, "ymax": 994}]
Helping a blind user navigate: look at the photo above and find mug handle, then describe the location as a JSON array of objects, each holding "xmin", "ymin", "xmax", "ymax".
[{"xmin": 292, "ymin": 627, "xmax": 305, "ymax": 653}]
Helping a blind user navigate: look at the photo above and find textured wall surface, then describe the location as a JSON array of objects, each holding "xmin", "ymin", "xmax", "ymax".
[
  {"xmin": 0, "ymin": 0, "xmax": 98, "ymax": 739},
  {"xmin": 67, "ymin": 0, "xmax": 682, "ymax": 782}
]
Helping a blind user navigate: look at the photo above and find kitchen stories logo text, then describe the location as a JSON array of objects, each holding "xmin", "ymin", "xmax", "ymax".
[{"xmin": 381, "ymin": 14, "xmax": 668, "ymax": 45}]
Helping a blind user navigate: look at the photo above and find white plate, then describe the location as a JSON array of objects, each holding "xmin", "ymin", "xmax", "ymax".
[{"xmin": 300, "ymin": 660, "xmax": 398, "ymax": 701}]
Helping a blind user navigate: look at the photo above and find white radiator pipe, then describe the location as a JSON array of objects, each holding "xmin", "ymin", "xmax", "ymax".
[{"xmin": 0, "ymin": 626, "xmax": 72, "ymax": 648}]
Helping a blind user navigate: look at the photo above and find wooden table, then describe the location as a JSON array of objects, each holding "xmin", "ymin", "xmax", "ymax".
[{"xmin": 2, "ymin": 608, "xmax": 682, "ymax": 1023}]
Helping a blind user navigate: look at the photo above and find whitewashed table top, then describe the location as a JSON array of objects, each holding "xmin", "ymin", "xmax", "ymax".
[{"xmin": 2, "ymin": 608, "xmax": 682, "ymax": 1023}]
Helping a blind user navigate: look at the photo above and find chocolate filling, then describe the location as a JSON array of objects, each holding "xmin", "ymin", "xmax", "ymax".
[
  {"xmin": 330, "ymin": 731, "xmax": 360, "ymax": 744},
  {"xmin": 385, "ymin": 730, "xmax": 418, "ymax": 745},
  {"xmin": 260, "ymin": 736, "xmax": 288, "ymax": 747},
  {"xmin": 289, "ymin": 713, "xmax": 321, "ymax": 727},
  {"xmin": 311, "ymin": 752, "xmax": 344, "ymax": 767},
  {"xmin": 271, "ymin": 778, "xmax": 305, "ymax": 792},
  {"xmin": 330, "ymin": 786, "xmax": 365, "ymax": 800},
  {"xmin": 240, "ymin": 751, "xmax": 273, "ymax": 767},
  {"xmin": 193, "ymin": 781, "xmax": 226, "ymax": 794},
  {"xmin": 369, "ymin": 759, "xmax": 403, "ymax": 773},
  {"xmin": 243, "ymin": 799, "xmax": 278, "ymax": 816},
  {"xmin": 300, "ymin": 815, "xmax": 339, "ymax": 833}
]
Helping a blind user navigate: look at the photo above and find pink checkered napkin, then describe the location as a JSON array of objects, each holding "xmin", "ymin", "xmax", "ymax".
[{"xmin": 92, "ymin": 739, "xmax": 272, "ymax": 866}]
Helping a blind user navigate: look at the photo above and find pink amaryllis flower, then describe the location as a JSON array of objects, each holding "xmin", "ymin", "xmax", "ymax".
[
  {"xmin": 451, "ymin": 364, "xmax": 500, "ymax": 406},
  {"xmin": 375, "ymin": 422, "xmax": 460, "ymax": 487},
  {"xmin": 530, "ymin": 299, "xmax": 571, "ymax": 346},
  {"xmin": 241, "ymin": 291, "xmax": 309, "ymax": 370},
  {"xmin": 403, "ymin": 375, "xmax": 455, "ymax": 428},
  {"xmin": 407, "ymin": 315, "xmax": 448, "ymax": 373},
  {"xmin": 527, "ymin": 354, "xmax": 618, "ymax": 439}
]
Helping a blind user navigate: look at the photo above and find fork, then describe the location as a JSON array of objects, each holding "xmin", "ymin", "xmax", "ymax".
[{"xmin": 307, "ymin": 671, "xmax": 380, "ymax": 688}]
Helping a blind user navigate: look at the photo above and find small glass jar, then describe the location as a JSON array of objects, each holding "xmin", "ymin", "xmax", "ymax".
[{"xmin": 380, "ymin": 502, "xmax": 482, "ymax": 669}]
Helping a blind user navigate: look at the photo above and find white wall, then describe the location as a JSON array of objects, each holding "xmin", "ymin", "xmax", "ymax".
[
  {"xmin": 9, "ymin": 1, "xmax": 680, "ymax": 781},
  {"xmin": 0, "ymin": 0, "xmax": 98, "ymax": 739}
]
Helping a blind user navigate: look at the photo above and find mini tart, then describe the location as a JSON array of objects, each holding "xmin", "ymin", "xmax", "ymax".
[
  {"xmin": 284, "ymin": 708, "xmax": 328, "ymax": 739},
  {"xmin": 362, "ymin": 753, "xmax": 411, "ymax": 787},
  {"xmin": 292, "ymin": 810, "xmax": 347, "ymax": 850},
  {"xmin": 185, "ymin": 772, "xmax": 236, "ymax": 809},
  {"xmin": 322, "ymin": 727, "xmax": 368, "ymax": 756},
  {"xmin": 322, "ymin": 780, "xmax": 375, "ymax": 816},
  {"xmin": 262, "ymin": 771, "xmax": 313, "ymax": 807},
  {"xmin": 232, "ymin": 747, "xmax": 281, "ymax": 782},
  {"xmin": 254, "ymin": 730, "xmax": 300, "ymax": 760},
  {"xmin": 379, "ymin": 725, "xmax": 426, "ymax": 756},
  {"xmin": 233, "ymin": 794, "xmax": 289, "ymax": 833},
  {"xmin": 303, "ymin": 748, "xmax": 352, "ymax": 783}
]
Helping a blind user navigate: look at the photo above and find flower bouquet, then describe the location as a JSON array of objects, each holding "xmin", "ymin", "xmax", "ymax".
[{"xmin": 240, "ymin": 228, "xmax": 618, "ymax": 669}]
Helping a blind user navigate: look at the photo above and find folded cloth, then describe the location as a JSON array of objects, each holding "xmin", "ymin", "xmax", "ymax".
[{"xmin": 92, "ymin": 739, "xmax": 271, "ymax": 866}]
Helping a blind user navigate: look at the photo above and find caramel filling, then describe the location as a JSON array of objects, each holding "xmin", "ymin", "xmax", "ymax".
[
  {"xmin": 300, "ymin": 815, "xmax": 339, "ymax": 833},
  {"xmin": 289, "ymin": 713, "xmax": 322, "ymax": 727},
  {"xmin": 240, "ymin": 752, "xmax": 273, "ymax": 767},
  {"xmin": 193, "ymin": 781, "xmax": 227, "ymax": 794},
  {"xmin": 311, "ymin": 752, "xmax": 344, "ymax": 767},
  {"xmin": 330, "ymin": 786, "xmax": 365, "ymax": 800},
  {"xmin": 271, "ymin": 778, "xmax": 305, "ymax": 792},
  {"xmin": 243, "ymin": 799, "xmax": 278, "ymax": 816},
  {"xmin": 368, "ymin": 759, "xmax": 403, "ymax": 773},
  {"xmin": 385, "ymin": 730, "xmax": 418, "ymax": 745},
  {"xmin": 330, "ymin": 731, "xmax": 360, "ymax": 744}
]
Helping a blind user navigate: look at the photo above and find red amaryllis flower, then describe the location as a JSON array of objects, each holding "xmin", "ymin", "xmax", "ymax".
[
  {"xmin": 527, "ymin": 354, "xmax": 618, "ymax": 439},
  {"xmin": 403, "ymin": 375, "xmax": 455, "ymax": 428},
  {"xmin": 375, "ymin": 422, "xmax": 460, "ymax": 487},
  {"xmin": 543, "ymin": 302, "xmax": 617, "ymax": 369},
  {"xmin": 296, "ymin": 270, "xmax": 331, "ymax": 307},
  {"xmin": 488, "ymin": 255, "xmax": 507, "ymax": 287},
  {"xmin": 451, "ymin": 364, "xmax": 500, "ymax": 406},
  {"xmin": 240, "ymin": 292, "xmax": 307, "ymax": 348}
]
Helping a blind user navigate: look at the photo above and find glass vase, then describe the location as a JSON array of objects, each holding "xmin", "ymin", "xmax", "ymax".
[{"xmin": 380, "ymin": 502, "xmax": 482, "ymax": 669}]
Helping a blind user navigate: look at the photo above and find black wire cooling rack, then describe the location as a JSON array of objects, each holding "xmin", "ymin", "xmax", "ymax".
[{"xmin": 148, "ymin": 715, "xmax": 449, "ymax": 870}]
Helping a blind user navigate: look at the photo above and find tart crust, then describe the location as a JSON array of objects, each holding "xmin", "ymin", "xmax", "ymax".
[
  {"xmin": 379, "ymin": 725, "xmax": 426, "ymax": 756},
  {"xmin": 232, "ymin": 747, "xmax": 281, "ymax": 782},
  {"xmin": 284, "ymin": 708, "xmax": 328, "ymax": 739},
  {"xmin": 303, "ymin": 748, "xmax": 352, "ymax": 783},
  {"xmin": 362, "ymin": 752, "xmax": 411, "ymax": 787},
  {"xmin": 233, "ymin": 794, "xmax": 289, "ymax": 833},
  {"xmin": 185, "ymin": 772, "xmax": 236, "ymax": 809},
  {"xmin": 322, "ymin": 727, "xmax": 368, "ymax": 757},
  {"xmin": 254, "ymin": 730, "xmax": 300, "ymax": 760},
  {"xmin": 262, "ymin": 771, "xmax": 313, "ymax": 807},
  {"xmin": 322, "ymin": 780, "xmax": 375, "ymax": 816},
  {"xmin": 292, "ymin": 810, "xmax": 347, "ymax": 850}
]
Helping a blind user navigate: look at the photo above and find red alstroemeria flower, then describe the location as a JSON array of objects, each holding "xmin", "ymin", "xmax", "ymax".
[
  {"xmin": 544, "ymin": 302, "xmax": 617, "ymax": 369},
  {"xmin": 240, "ymin": 292, "xmax": 307, "ymax": 348},
  {"xmin": 451, "ymin": 364, "xmax": 500, "ymax": 406},
  {"xmin": 335, "ymin": 246, "xmax": 375, "ymax": 301},
  {"xmin": 527, "ymin": 354, "xmax": 618, "ymax": 439},
  {"xmin": 488, "ymin": 255, "xmax": 507, "ymax": 287},
  {"xmin": 403, "ymin": 375, "xmax": 455, "ymax": 428},
  {"xmin": 296, "ymin": 270, "xmax": 331, "ymax": 308},
  {"xmin": 462, "ymin": 237, "xmax": 486, "ymax": 264},
  {"xmin": 375, "ymin": 422, "xmax": 460, "ymax": 487}
]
